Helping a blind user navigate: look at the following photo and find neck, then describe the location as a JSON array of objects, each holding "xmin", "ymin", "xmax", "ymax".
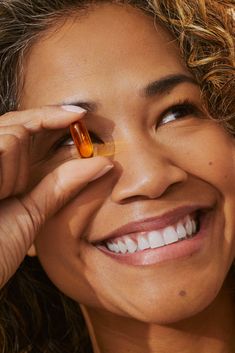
[{"xmin": 81, "ymin": 274, "xmax": 235, "ymax": 353}]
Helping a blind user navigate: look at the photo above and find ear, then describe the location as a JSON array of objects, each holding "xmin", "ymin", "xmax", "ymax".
[{"xmin": 27, "ymin": 244, "xmax": 37, "ymax": 257}]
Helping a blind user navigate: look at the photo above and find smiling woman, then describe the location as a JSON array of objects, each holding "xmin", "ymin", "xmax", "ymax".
[{"xmin": 0, "ymin": 1, "xmax": 234, "ymax": 353}]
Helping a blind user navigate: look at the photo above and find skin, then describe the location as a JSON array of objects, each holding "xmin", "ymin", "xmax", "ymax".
[
  {"xmin": 17, "ymin": 3, "xmax": 235, "ymax": 353},
  {"xmin": 0, "ymin": 104, "xmax": 113, "ymax": 287}
]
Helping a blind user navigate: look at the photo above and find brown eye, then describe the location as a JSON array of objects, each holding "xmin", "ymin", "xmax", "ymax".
[{"xmin": 159, "ymin": 101, "xmax": 200, "ymax": 126}]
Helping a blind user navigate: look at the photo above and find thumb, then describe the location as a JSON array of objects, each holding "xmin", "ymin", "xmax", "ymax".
[
  {"xmin": 20, "ymin": 157, "xmax": 113, "ymax": 239},
  {"xmin": 0, "ymin": 157, "xmax": 113, "ymax": 287}
]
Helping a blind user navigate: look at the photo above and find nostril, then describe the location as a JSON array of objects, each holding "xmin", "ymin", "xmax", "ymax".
[{"xmin": 118, "ymin": 194, "xmax": 155, "ymax": 204}]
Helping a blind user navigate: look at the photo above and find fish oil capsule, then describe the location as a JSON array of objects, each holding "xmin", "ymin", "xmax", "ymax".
[{"xmin": 70, "ymin": 120, "xmax": 94, "ymax": 158}]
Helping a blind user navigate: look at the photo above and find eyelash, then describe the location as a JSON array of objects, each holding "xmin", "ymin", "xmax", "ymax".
[
  {"xmin": 159, "ymin": 99, "xmax": 201, "ymax": 127},
  {"xmin": 54, "ymin": 130, "xmax": 104, "ymax": 150},
  {"xmin": 54, "ymin": 99, "xmax": 201, "ymax": 149}
]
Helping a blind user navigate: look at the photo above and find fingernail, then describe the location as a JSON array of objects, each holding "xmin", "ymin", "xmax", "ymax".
[
  {"xmin": 90, "ymin": 165, "xmax": 114, "ymax": 181},
  {"xmin": 61, "ymin": 105, "xmax": 87, "ymax": 114}
]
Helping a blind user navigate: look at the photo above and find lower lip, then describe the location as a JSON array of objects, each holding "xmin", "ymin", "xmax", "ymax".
[{"xmin": 96, "ymin": 212, "xmax": 212, "ymax": 266}]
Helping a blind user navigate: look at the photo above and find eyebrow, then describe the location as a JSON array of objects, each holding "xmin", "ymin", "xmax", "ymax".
[
  {"xmin": 62, "ymin": 73, "xmax": 198, "ymax": 112},
  {"xmin": 142, "ymin": 74, "xmax": 198, "ymax": 97}
]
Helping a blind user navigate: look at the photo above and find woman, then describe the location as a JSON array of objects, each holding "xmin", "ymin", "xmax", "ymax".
[{"xmin": 0, "ymin": 0, "xmax": 234, "ymax": 352}]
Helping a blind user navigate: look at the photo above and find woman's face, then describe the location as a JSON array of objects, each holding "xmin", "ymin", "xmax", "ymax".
[{"xmin": 22, "ymin": 4, "xmax": 235, "ymax": 323}]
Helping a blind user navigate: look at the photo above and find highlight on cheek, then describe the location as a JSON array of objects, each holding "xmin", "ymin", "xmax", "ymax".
[{"xmin": 70, "ymin": 120, "xmax": 94, "ymax": 158}]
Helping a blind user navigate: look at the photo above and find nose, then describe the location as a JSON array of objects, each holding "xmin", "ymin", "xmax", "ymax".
[{"xmin": 111, "ymin": 138, "xmax": 188, "ymax": 203}]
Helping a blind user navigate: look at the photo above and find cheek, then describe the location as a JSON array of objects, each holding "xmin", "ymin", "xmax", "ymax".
[
  {"xmin": 165, "ymin": 125, "xmax": 235, "ymax": 260},
  {"xmin": 34, "ymin": 213, "xmax": 98, "ymax": 305},
  {"xmin": 186, "ymin": 132, "xmax": 235, "ymax": 262},
  {"xmin": 166, "ymin": 125, "xmax": 235, "ymax": 191},
  {"xmin": 33, "ymin": 180, "xmax": 113, "ymax": 303}
]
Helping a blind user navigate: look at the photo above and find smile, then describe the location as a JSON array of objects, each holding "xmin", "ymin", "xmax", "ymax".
[
  {"xmin": 104, "ymin": 214, "xmax": 198, "ymax": 254},
  {"xmin": 95, "ymin": 206, "xmax": 212, "ymax": 265}
]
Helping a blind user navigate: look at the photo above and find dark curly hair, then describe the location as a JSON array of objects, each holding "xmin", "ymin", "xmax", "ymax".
[{"xmin": 0, "ymin": 1, "xmax": 234, "ymax": 352}]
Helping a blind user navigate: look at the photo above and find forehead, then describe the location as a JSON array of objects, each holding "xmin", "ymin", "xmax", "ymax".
[{"xmin": 21, "ymin": 3, "xmax": 187, "ymax": 108}]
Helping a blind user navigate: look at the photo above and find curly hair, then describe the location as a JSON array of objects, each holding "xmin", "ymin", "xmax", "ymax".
[
  {"xmin": 0, "ymin": 1, "xmax": 234, "ymax": 353},
  {"xmin": 148, "ymin": 0, "xmax": 235, "ymax": 132}
]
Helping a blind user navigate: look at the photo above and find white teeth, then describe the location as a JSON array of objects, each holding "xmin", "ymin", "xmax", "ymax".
[
  {"xmin": 137, "ymin": 235, "xmax": 150, "ymax": 250},
  {"xmin": 148, "ymin": 231, "xmax": 164, "ymax": 249},
  {"xmin": 163, "ymin": 226, "xmax": 179, "ymax": 245},
  {"xmin": 185, "ymin": 216, "xmax": 193, "ymax": 237},
  {"xmin": 125, "ymin": 237, "xmax": 138, "ymax": 253},
  {"xmin": 192, "ymin": 219, "xmax": 197, "ymax": 233},
  {"xmin": 176, "ymin": 222, "xmax": 187, "ymax": 239},
  {"xmin": 105, "ymin": 214, "xmax": 198, "ymax": 254},
  {"xmin": 113, "ymin": 243, "xmax": 120, "ymax": 253},
  {"xmin": 117, "ymin": 240, "xmax": 127, "ymax": 254},
  {"xmin": 107, "ymin": 242, "xmax": 115, "ymax": 252}
]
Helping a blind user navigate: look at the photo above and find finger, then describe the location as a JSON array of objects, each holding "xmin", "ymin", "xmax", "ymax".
[
  {"xmin": 20, "ymin": 157, "xmax": 113, "ymax": 235},
  {"xmin": 0, "ymin": 125, "xmax": 30, "ymax": 198},
  {"xmin": 0, "ymin": 134, "xmax": 20, "ymax": 199},
  {"xmin": 0, "ymin": 105, "xmax": 87, "ymax": 133},
  {"xmin": 0, "ymin": 157, "xmax": 113, "ymax": 288}
]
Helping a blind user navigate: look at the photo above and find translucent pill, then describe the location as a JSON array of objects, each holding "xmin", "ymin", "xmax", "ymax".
[{"xmin": 70, "ymin": 120, "xmax": 94, "ymax": 158}]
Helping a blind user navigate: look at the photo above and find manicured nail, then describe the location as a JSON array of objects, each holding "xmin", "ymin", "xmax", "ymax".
[
  {"xmin": 90, "ymin": 165, "xmax": 114, "ymax": 181},
  {"xmin": 61, "ymin": 105, "xmax": 87, "ymax": 114}
]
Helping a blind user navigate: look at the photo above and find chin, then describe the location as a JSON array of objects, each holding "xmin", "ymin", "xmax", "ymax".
[{"xmin": 101, "ymin": 272, "xmax": 226, "ymax": 325}]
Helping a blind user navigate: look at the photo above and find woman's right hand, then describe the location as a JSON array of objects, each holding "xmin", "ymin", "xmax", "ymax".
[{"xmin": 0, "ymin": 106, "xmax": 113, "ymax": 289}]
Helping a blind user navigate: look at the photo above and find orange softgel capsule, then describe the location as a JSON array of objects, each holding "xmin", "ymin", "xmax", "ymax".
[{"xmin": 70, "ymin": 120, "xmax": 94, "ymax": 158}]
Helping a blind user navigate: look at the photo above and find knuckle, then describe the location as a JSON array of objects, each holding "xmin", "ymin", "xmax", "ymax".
[
  {"xmin": 1, "ymin": 133, "xmax": 19, "ymax": 150},
  {"xmin": 13, "ymin": 125, "xmax": 29, "ymax": 140},
  {"xmin": 19, "ymin": 195, "xmax": 45, "ymax": 235},
  {"xmin": 0, "ymin": 126, "xmax": 29, "ymax": 151},
  {"xmin": 0, "ymin": 124, "xmax": 29, "ymax": 139}
]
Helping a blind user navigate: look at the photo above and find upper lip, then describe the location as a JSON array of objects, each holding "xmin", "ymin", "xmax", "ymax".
[{"xmin": 93, "ymin": 204, "xmax": 212, "ymax": 244}]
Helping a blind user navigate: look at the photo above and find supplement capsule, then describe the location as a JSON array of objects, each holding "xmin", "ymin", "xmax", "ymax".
[{"xmin": 70, "ymin": 120, "xmax": 94, "ymax": 158}]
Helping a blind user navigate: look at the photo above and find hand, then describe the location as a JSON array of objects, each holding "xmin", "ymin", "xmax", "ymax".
[{"xmin": 0, "ymin": 106, "xmax": 113, "ymax": 288}]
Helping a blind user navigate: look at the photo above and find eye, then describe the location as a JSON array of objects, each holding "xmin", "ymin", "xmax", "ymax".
[
  {"xmin": 159, "ymin": 100, "xmax": 201, "ymax": 126},
  {"xmin": 54, "ymin": 131, "xmax": 104, "ymax": 149}
]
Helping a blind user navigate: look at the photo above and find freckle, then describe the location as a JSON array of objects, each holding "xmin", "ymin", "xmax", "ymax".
[
  {"xmin": 179, "ymin": 290, "xmax": 187, "ymax": 297},
  {"xmin": 208, "ymin": 161, "xmax": 213, "ymax": 166}
]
